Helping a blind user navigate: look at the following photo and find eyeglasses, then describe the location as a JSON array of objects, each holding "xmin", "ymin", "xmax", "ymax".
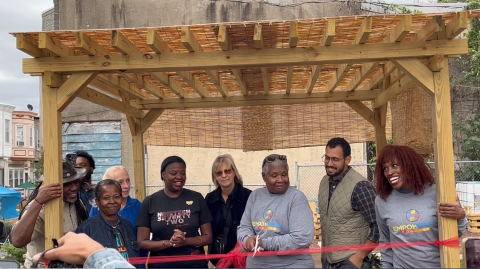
[
  {"xmin": 322, "ymin": 155, "xmax": 344, "ymax": 164},
  {"xmin": 214, "ymin": 168, "xmax": 233, "ymax": 177}
]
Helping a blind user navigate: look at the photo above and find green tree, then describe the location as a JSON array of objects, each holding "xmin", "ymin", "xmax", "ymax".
[{"xmin": 33, "ymin": 148, "xmax": 44, "ymax": 181}]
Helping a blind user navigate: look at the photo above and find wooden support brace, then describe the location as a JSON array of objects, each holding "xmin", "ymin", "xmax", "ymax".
[
  {"xmin": 286, "ymin": 66, "xmax": 293, "ymax": 95},
  {"xmin": 261, "ymin": 67, "xmax": 269, "ymax": 95},
  {"xmin": 289, "ymin": 21, "xmax": 298, "ymax": 48},
  {"xmin": 432, "ymin": 58, "xmax": 460, "ymax": 268},
  {"xmin": 57, "ymin": 72, "xmax": 98, "ymax": 112},
  {"xmin": 344, "ymin": 100, "xmax": 375, "ymax": 125},
  {"xmin": 374, "ymin": 76, "xmax": 415, "ymax": 108},
  {"xmin": 78, "ymin": 87, "xmax": 143, "ymax": 118},
  {"xmin": 140, "ymin": 108, "xmax": 165, "ymax": 134},
  {"xmin": 391, "ymin": 58, "xmax": 434, "ymax": 95},
  {"xmin": 254, "ymin": 24, "xmax": 263, "ymax": 49},
  {"xmin": 446, "ymin": 12, "xmax": 468, "ymax": 39}
]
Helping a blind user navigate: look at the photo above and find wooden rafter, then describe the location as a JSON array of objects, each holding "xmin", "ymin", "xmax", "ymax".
[
  {"xmin": 391, "ymin": 58, "xmax": 435, "ymax": 95},
  {"xmin": 254, "ymin": 24, "xmax": 263, "ymax": 49},
  {"xmin": 374, "ymin": 75, "xmax": 415, "ymax": 108},
  {"xmin": 261, "ymin": 67, "xmax": 269, "ymax": 95},
  {"xmin": 286, "ymin": 66, "xmax": 293, "ymax": 95},
  {"xmin": 57, "ymin": 72, "xmax": 98, "ymax": 111},
  {"xmin": 77, "ymin": 87, "xmax": 143, "ymax": 118},
  {"xmin": 149, "ymin": 72, "xmax": 185, "ymax": 98},
  {"xmin": 354, "ymin": 17, "xmax": 372, "ymax": 45},
  {"xmin": 17, "ymin": 34, "xmax": 42, "ymax": 58},
  {"xmin": 289, "ymin": 21, "xmax": 298, "ymax": 48},
  {"xmin": 446, "ymin": 12, "xmax": 468, "ymax": 39},
  {"xmin": 97, "ymin": 74, "xmax": 148, "ymax": 99}
]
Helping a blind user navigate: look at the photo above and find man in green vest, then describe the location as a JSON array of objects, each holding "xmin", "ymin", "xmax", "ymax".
[{"xmin": 318, "ymin": 137, "xmax": 378, "ymax": 268}]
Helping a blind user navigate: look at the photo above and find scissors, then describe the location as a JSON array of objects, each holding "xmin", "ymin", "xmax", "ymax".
[{"xmin": 251, "ymin": 235, "xmax": 261, "ymax": 257}]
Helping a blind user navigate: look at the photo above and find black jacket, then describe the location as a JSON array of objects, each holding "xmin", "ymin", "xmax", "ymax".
[{"xmin": 205, "ymin": 182, "xmax": 251, "ymax": 265}]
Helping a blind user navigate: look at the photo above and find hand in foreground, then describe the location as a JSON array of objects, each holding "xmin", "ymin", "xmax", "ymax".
[
  {"xmin": 32, "ymin": 232, "xmax": 104, "ymax": 265},
  {"xmin": 36, "ymin": 183, "xmax": 62, "ymax": 204},
  {"xmin": 245, "ymin": 236, "xmax": 263, "ymax": 252},
  {"xmin": 170, "ymin": 229, "xmax": 187, "ymax": 247},
  {"xmin": 439, "ymin": 194, "xmax": 466, "ymax": 220}
]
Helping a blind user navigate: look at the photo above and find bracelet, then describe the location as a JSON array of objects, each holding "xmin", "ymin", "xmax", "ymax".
[
  {"xmin": 34, "ymin": 199, "xmax": 44, "ymax": 206},
  {"xmin": 196, "ymin": 236, "xmax": 202, "ymax": 247}
]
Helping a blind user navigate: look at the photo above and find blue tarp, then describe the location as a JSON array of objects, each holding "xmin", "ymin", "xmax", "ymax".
[{"xmin": 0, "ymin": 186, "xmax": 21, "ymax": 220}]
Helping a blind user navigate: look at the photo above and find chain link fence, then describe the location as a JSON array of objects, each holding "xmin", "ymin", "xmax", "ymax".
[{"xmin": 296, "ymin": 161, "xmax": 480, "ymax": 212}]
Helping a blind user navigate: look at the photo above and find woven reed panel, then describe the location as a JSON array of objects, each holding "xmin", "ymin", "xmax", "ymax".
[{"xmin": 391, "ymin": 85, "xmax": 434, "ymax": 156}]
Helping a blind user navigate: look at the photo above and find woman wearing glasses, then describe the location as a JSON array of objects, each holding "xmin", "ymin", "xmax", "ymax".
[
  {"xmin": 237, "ymin": 154, "xmax": 314, "ymax": 268},
  {"xmin": 375, "ymin": 145, "xmax": 467, "ymax": 268},
  {"xmin": 205, "ymin": 154, "xmax": 252, "ymax": 266}
]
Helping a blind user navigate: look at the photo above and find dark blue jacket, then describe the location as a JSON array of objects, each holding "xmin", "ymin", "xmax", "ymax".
[
  {"xmin": 90, "ymin": 196, "xmax": 142, "ymax": 235},
  {"xmin": 75, "ymin": 214, "xmax": 139, "ymax": 258}
]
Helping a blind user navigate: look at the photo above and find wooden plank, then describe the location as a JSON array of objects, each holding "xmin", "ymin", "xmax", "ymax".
[
  {"xmin": 231, "ymin": 69, "xmax": 248, "ymax": 96},
  {"xmin": 132, "ymin": 124, "xmax": 146, "ymax": 202},
  {"xmin": 391, "ymin": 58, "xmax": 434, "ymax": 95},
  {"xmin": 412, "ymin": 16, "xmax": 443, "ymax": 42},
  {"xmin": 321, "ymin": 19, "xmax": 335, "ymax": 46},
  {"xmin": 254, "ymin": 24, "xmax": 263, "ymax": 49},
  {"xmin": 38, "ymin": 33, "xmax": 75, "ymax": 57},
  {"xmin": 218, "ymin": 25, "xmax": 231, "ymax": 51},
  {"xmin": 354, "ymin": 17, "xmax": 372, "ymax": 45},
  {"xmin": 446, "ymin": 12, "xmax": 468, "ymax": 39},
  {"xmin": 16, "ymin": 34, "xmax": 42, "ymax": 58},
  {"xmin": 346, "ymin": 62, "xmax": 379, "ymax": 92},
  {"xmin": 181, "ymin": 26, "xmax": 203, "ymax": 52},
  {"xmin": 289, "ymin": 21, "xmax": 298, "ymax": 48},
  {"xmin": 98, "ymin": 74, "xmax": 149, "ymax": 99},
  {"xmin": 374, "ymin": 107, "xmax": 388, "ymax": 156},
  {"xmin": 286, "ymin": 66, "xmax": 293, "ymax": 95},
  {"xmin": 432, "ymin": 58, "xmax": 460, "ymax": 268},
  {"xmin": 57, "ymin": 72, "xmax": 98, "ymax": 112},
  {"xmin": 146, "ymin": 28, "xmax": 172, "ymax": 54},
  {"xmin": 111, "ymin": 30, "xmax": 143, "ymax": 55},
  {"xmin": 429, "ymin": 54, "xmax": 445, "ymax": 72},
  {"xmin": 177, "ymin": 71, "xmax": 210, "ymax": 98},
  {"xmin": 149, "ymin": 72, "xmax": 185, "ymax": 98},
  {"xmin": 88, "ymin": 79, "xmax": 122, "ymax": 98},
  {"xmin": 78, "ymin": 87, "xmax": 143, "ymax": 118},
  {"xmin": 374, "ymin": 76, "xmax": 415, "ymax": 108},
  {"xmin": 130, "ymin": 89, "xmax": 382, "ymax": 109},
  {"xmin": 43, "ymin": 71, "xmax": 64, "ymax": 88},
  {"xmin": 379, "ymin": 71, "xmax": 390, "ymax": 128},
  {"xmin": 344, "ymin": 100, "xmax": 374, "ymax": 125},
  {"xmin": 23, "ymin": 39, "xmax": 469, "ymax": 74},
  {"xmin": 261, "ymin": 67, "xmax": 269, "ymax": 95},
  {"xmin": 307, "ymin": 65, "xmax": 322, "ymax": 94},
  {"xmin": 41, "ymin": 76, "xmax": 63, "ymax": 250},
  {"xmin": 140, "ymin": 108, "xmax": 165, "ymax": 134},
  {"xmin": 75, "ymin": 31, "xmax": 110, "ymax": 56},
  {"xmin": 326, "ymin": 63, "xmax": 352, "ymax": 92},
  {"xmin": 120, "ymin": 92, "xmax": 137, "ymax": 135},
  {"xmin": 385, "ymin": 15, "xmax": 412, "ymax": 43},
  {"xmin": 143, "ymin": 77, "xmax": 164, "ymax": 99}
]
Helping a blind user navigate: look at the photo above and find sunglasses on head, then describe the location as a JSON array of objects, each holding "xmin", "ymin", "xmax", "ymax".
[
  {"xmin": 262, "ymin": 154, "xmax": 287, "ymax": 167},
  {"xmin": 214, "ymin": 168, "xmax": 233, "ymax": 177}
]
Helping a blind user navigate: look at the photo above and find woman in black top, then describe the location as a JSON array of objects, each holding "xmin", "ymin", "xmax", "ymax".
[
  {"xmin": 136, "ymin": 156, "xmax": 213, "ymax": 268},
  {"xmin": 205, "ymin": 154, "xmax": 252, "ymax": 266}
]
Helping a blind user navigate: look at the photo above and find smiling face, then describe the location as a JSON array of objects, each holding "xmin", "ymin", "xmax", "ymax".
[
  {"xmin": 110, "ymin": 169, "xmax": 131, "ymax": 198},
  {"xmin": 96, "ymin": 185, "xmax": 122, "ymax": 217},
  {"xmin": 162, "ymin": 162, "xmax": 186, "ymax": 192},
  {"xmin": 262, "ymin": 163, "xmax": 289, "ymax": 194},
  {"xmin": 383, "ymin": 158, "xmax": 409, "ymax": 190},
  {"xmin": 63, "ymin": 180, "xmax": 80, "ymax": 203},
  {"xmin": 214, "ymin": 163, "xmax": 235, "ymax": 189},
  {"xmin": 324, "ymin": 145, "xmax": 351, "ymax": 180}
]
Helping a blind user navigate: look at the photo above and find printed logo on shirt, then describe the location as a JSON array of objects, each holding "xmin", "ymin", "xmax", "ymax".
[
  {"xmin": 406, "ymin": 209, "xmax": 419, "ymax": 222},
  {"xmin": 264, "ymin": 209, "xmax": 273, "ymax": 220},
  {"xmin": 252, "ymin": 221, "xmax": 281, "ymax": 231},
  {"xmin": 391, "ymin": 209, "xmax": 433, "ymax": 235},
  {"xmin": 157, "ymin": 210, "xmax": 191, "ymax": 225},
  {"xmin": 186, "ymin": 201, "xmax": 193, "ymax": 205}
]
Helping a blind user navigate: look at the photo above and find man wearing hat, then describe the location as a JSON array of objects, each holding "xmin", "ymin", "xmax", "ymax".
[{"xmin": 10, "ymin": 161, "xmax": 89, "ymax": 268}]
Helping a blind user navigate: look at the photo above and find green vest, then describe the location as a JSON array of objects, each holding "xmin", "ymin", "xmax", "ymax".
[{"xmin": 318, "ymin": 168, "xmax": 371, "ymax": 263}]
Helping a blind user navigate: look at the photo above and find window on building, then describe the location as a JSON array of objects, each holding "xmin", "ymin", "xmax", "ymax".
[
  {"xmin": 5, "ymin": 119, "xmax": 10, "ymax": 143},
  {"xmin": 9, "ymin": 169, "xmax": 25, "ymax": 188},
  {"xmin": 29, "ymin": 126, "xmax": 34, "ymax": 147},
  {"xmin": 16, "ymin": 125, "xmax": 24, "ymax": 147},
  {"xmin": 36, "ymin": 129, "xmax": 40, "ymax": 148}
]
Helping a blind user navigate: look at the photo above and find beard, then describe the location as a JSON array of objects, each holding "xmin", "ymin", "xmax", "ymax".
[{"xmin": 81, "ymin": 172, "xmax": 92, "ymax": 184}]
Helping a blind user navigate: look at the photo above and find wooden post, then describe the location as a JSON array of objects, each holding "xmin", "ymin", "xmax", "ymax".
[
  {"xmin": 374, "ymin": 66, "xmax": 390, "ymax": 156},
  {"xmin": 41, "ymin": 75, "xmax": 63, "ymax": 250},
  {"xmin": 132, "ymin": 119, "xmax": 146, "ymax": 202},
  {"xmin": 432, "ymin": 59, "xmax": 460, "ymax": 268}
]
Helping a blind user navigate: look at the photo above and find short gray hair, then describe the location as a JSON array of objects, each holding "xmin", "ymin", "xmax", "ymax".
[
  {"xmin": 103, "ymin": 166, "xmax": 128, "ymax": 180},
  {"xmin": 262, "ymin": 159, "xmax": 289, "ymax": 175}
]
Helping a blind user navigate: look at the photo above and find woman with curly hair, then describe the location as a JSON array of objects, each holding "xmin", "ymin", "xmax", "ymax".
[{"xmin": 374, "ymin": 145, "xmax": 467, "ymax": 268}]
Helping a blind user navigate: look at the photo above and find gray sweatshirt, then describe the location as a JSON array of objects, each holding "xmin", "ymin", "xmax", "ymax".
[
  {"xmin": 375, "ymin": 184, "xmax": 467, "ymax": 268},
  {"xmin": 237, "ymin": 186, "xmax": 314, "ymax": 268}
]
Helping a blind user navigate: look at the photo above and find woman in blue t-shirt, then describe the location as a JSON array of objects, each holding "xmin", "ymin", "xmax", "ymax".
[{"xmin": 136, "ymin": 156, "xmax": 213, "ymax": 268}]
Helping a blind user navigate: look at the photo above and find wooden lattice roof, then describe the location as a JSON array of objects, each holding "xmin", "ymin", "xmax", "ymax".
[{"xmin": 12, "ymin": 11, "xmax": 479, "ymax": 150}]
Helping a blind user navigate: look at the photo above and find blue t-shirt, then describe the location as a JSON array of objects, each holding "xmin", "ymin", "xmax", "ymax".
[{"xmin": 90, "ymin": 196, "xmax": 142, "ymax": 235}]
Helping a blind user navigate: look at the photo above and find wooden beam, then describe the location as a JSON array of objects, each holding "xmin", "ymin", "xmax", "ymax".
[
  {"xmin": 346, "ymin": 62, "xmax": 379, "ymax": 92},
  {"xmin": 98, "ymin": 74, "xmax": 149, "ymax": 99},
  {"xmin": 254, "ymin": 24, "xmax": 263, "ymax": 49},
  {"xmin": 57, "ymin": 72, "xmax": 98, "ymax": 112},
  {"xmin": 321, "ymin": 19, "xmax": 335, "ymax": 46},
  {"xmin": 354, "ymin": 17, "xmax": 372, "ymax": 45},
  {"xmin": 140, "ymin": 108, "xmax": 165, "ymax": 134},
  {"xmin": 23, "ymin": 39, "xmax": 469, "ymax": 74},
  {"xmin": 307, "ymin": 65, "xmax": 322, "ymax": 94},
  {"xmin": 218, "ymin": 25, "xmax": 231, "ymax": 51},
  {"xmin": 344, "ymin": 100, "xmax": 374, "ymax": 125},
  {"xmin": 177, "ymin": 71, "xmax": 210, "ymax": 98},
  {"xmin": 77, "ymin": 87, "xmax": 143, "ymax": 118},
  {"xmin": 146, "ymin": 28, "xmax": 172, "ymax": 54},
  {"xmin": 374, "ymin": 107, "xmax": 388, "ymax": 156},
  {"xmin": 379, "ymin": 69, "xmax": 390, "ymax": 128},
  {"xmin": 88, "ymin": 79, "xmax": 122, "ymax": 98},
  {"xmin": 231, "ymin": 69, "xmax": 248, "ymax": 96},
  {"xmin": 446, "ymin": 12, "xmax": 468, "ymax": 39},
  {"xmin": 428, "ymin": 54, "xmax": 445, "ymax": 72},
  {"xmin": 181, "ymin": 26, "xmax": 203, "ymax": 52},
  {"xmin": 38, "ymin": 33, "xmax": 75, "ymax": 57},
  {"xmin": 261, "ymin": 67, "xmax": 269, "ymax": 95},
  {"xmin": 391, "ymin": 58, "xmax": 434, "ymax": 95},
  {"xmin": 286, "ymin": 66, "xmax": 293, "ymax": 95},
  {"xmin": 131, "ymin": 89, "xmax": 382, "ymax": 109},
  {"xmin": 385, "ymin": 15, "xmax": 412, "ymax": 43},
  {"xmin": 143, "ymin": 77, "xmax": 164, "ymax": 99},
  {"xmin": 43, "ymin": 71, "xmax": 64, "ymax": 88},
  {"xmin": 289, "ymin": 21, "xmax": 298, "ymax": 48},
  {"xmin": 326, "ymin": 63, "xmax": 352, "ymax": 92},
  {"xmin": 16, "ymin": 34, "xmax": 42, "ymax": 57},
  {"xmin": 41, "ymin": 75, "xmax": 63, "ymax": 250},
  {"xmin": 149, "ymin": 72, "xmax": 185, "ymax": 98},
  {"xmin": 75, "ymin": 32, "xmax": 110, "ymax": 56},
  {"xmin": 132, "ymin": 121, "xmax": 146, "ymax": 202},
  {"xmin": 120, "ymin": 91, "xmax": 137, "ymax": 135},
  {"xmin": 374, "ymin": 76, "xmax": 415, "ymax": 108},
  {"xmin": 432, "ymin": 58, "xmax": 460, "ymax": 268},
  {"xmin": 412, "ymin": 15, "xmax": 443, "ymax": 42},
  {"xmin": 111, "ymin": 30, "xmax": 143, "ymax": 55}
]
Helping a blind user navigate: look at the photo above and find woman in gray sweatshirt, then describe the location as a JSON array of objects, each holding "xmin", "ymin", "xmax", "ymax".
[
  {"xmin": 374, "ymin": 145, "xmax": 467, "ymax": 268},
  {"xmin": 237, "ymin": 154, "xmax": 314, "ymax": 268}
]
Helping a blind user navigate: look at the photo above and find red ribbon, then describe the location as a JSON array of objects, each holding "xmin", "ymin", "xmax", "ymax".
[{"xmin": 125, "ymin": 237, "xmax": 459, "ymax": 265}]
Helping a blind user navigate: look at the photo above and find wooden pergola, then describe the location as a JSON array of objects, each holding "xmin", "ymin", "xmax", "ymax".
[{"xmin": 13, "ymin": 11, "xmax": 479, "ymax": 267}]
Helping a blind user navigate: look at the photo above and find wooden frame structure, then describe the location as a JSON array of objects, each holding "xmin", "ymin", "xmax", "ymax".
[{"xmin": 13, "ymin": 11, "xmax": 479, "ymax": 267}]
